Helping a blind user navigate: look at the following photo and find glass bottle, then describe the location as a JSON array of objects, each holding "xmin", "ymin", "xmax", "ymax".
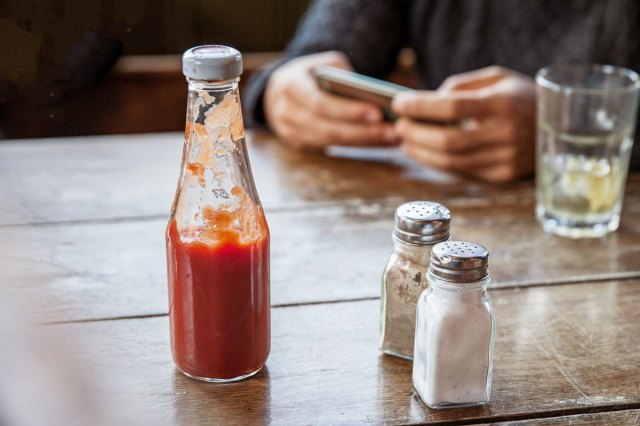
[
  {"xmin": 166, "ymin": 45, "xmax": 270, "ymax": 382},
  {"xmin": 380, "ymin": 201, "xmax": 450, "ymax": 360},
  {"xmin": 413, "ymin": 241, "xmax": 495, "ymax": 408}
]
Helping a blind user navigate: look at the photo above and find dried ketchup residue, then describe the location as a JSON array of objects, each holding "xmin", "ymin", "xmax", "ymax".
[
  {"xmin": 186, "ymin": 162, "xmax": 206, "ymax": 186},
  {"xmin": 184, "ymin": 121, "xmax": 191, "ymax": 140}
]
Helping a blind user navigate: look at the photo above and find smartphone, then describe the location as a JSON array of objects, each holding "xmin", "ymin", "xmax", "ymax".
[{"xmin": 313, "ymin": 65, "xmax": 412, "ymax": 120}]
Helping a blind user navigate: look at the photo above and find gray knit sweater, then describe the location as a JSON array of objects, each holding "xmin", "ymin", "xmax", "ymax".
[{"xmin": 242, "ymin": 0, "xmax": 640, "ymax": 168}]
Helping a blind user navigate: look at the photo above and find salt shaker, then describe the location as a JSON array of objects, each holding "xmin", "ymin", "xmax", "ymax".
[
  {"xmin": 379, "ymin": 201, "xmax": 451, "ymax": 360},
  {"xmin": 413, "ymin": 241, "xmax": 495, "ymax": 408}
]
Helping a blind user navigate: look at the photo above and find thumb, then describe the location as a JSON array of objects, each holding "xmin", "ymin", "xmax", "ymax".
[{"xmin": 321, "ymin": 51, "xmax": 354, "ymax": 71}]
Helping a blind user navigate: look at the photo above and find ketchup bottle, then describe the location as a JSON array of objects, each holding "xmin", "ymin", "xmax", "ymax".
[{"xmin": 166, "ymin": 46, "xmax": 270, "ymax": 382}]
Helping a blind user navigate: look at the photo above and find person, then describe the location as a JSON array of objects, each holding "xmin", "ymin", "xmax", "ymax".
[{"xmin": 242, "ymin": 0, "xmax": 640, "ymax": 183}]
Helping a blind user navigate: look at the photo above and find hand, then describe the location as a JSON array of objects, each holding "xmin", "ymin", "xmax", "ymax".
[
  {"xmin": 264, "ymin": 51, "xmax": 398, "ymax": 150},
  {"xmin": 392, "ymin": 66, "xmax": 536, "ymax": 183}
]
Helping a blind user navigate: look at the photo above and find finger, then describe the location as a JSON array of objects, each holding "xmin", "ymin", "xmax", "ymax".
[
  {"xmin": 395, "ymin": 118, "xmax": 502, "ymax": 152},
  {"xmin": 404, "ymin": 143, "xmax": 516, "ymax": 173},
  {"xmin": 274, "ymin": 122, "xmax": 315, "ymax": 150},
  {"xmin": 392, "ymin": 90, "xmax": 492, "ymax": 121},
  {"xmin": 439, "ymin": 66, "xmax": 508, "ymax": 92},
  {"xmin": 472, "ymin": 164, "xmax": 519, "ymax": 183},
  {"xmin": 285, "ymin": 107, "xmax": 398, "ymax": 148},
  {"xmin": 287, "ymin": 75, "xmax": 383, "ymax": 122},
  {"xmin": 307, "ymin": 118, "xmax": 397, "ymax": 147},
  {"xmin": 294, "ymin": 121, "xmax": 397, "ymax": 148}
]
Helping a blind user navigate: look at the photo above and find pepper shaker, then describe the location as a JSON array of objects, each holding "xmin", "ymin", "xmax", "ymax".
[
  {"xmin": 413, "ymin": 241, "xmax": 495, "ymax": 408},
  {"xmin": 379, "ymin": 201, "xmax": 451, "ymax": 360}
]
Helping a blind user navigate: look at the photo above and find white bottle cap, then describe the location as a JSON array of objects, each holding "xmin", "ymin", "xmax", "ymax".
[{"xmin": 182, "ymin": 45, "xmax": 243, "ymax": 81}]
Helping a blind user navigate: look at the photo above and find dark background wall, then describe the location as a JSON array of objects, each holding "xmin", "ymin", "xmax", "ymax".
[
  {"xmin": 0, "ymin": 0, "xmax": 312, "ymax": 138},
  {"xmin": 118, "ymin": 0, "xmax": 312, "ymax": 54},
  {"xmin": 0, "ymin": 0, "xmax": 311, "ymax": 91}
]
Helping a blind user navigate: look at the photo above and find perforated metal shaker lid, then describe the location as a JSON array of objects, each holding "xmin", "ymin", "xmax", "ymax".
[
  {"xmin": 429, "ymin": 240, "xmax": 489, "ymax": 283},
  {"xmin": 393, "ymin": 201, "xmax": 451, "ymax": 245},
  {"xmin": 182, "ymin": 45, "xmax": 243, "ymax": 81}
]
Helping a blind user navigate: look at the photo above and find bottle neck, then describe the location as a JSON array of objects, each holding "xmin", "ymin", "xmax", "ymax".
[
  {"xmin": 187, "ymin": 78, "xmax": 240, "ymax": 96},
  {"xmin": 179, "ymin": 74, "xmax": 254, "ymax": 203},
  {"xmin": 186, "ymin": 77, "xmax": 238, "ymax": 91},
  {"xmin": 170, "ymin": 74, "xmax": 265, "ymax": 242},
  {"xmin": 185, "ymin": 78, "xmax": 240, "ymax": 125}
]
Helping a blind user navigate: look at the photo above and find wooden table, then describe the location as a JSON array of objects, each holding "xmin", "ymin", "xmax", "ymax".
[{"xmin": 1, "ymin": 131, "xmax": 639, "ymax": 425}]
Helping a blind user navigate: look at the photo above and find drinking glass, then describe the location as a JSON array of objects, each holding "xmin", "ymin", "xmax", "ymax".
[{"xmin": 536, "ymin": 64, "xmax": 640, "ymax": 238}]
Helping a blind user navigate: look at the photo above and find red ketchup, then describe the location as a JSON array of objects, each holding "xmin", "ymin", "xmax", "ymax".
[{"xmin": 166, "ymin": 210, "xmax": 270, "ymax": 381}]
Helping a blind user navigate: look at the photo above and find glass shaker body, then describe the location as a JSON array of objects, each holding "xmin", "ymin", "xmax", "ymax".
[
  {"xmin": 166, "ymin": 46, "xmax": 270, "ymax": 382},
  {"xmin": 413, "ymin": 241, "xmax": 495, "ymax": 408},
  {"xmin": 379, "ymin": 201, "xmax": 450, "ymax": 360},
  {"xmin": 380, "ymin": 238, "xmax": 431, "ymax": 359}
]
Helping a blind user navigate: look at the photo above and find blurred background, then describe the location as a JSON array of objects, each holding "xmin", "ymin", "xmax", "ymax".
[{"xmin": 0, "ymin": 0, "xmax": 313, "ymax": 138}]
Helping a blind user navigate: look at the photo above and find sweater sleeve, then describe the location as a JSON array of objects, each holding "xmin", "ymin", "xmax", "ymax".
[{"xmin": 242, "ymin": 0, "xmax": 410, "ymax": 128}]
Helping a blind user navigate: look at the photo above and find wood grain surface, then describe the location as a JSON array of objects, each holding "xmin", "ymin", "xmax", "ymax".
[
  {"xmin": 2, "ymin": 132, "xmax": 640, "ymax": 424},
  {"xmin": 0, "ymin": 131, "xmax": 534, "ymax": 226},
  {"xmin": 55, "ymin": 280, "xmax": 640, "ymax": 425},
  {"xmin": 3, "ymin": 193, "xmax": 639, "ymax": 323},
  {"xmin": 491, "ymin": 409, "xmax": 640, "ymax": 425}
]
